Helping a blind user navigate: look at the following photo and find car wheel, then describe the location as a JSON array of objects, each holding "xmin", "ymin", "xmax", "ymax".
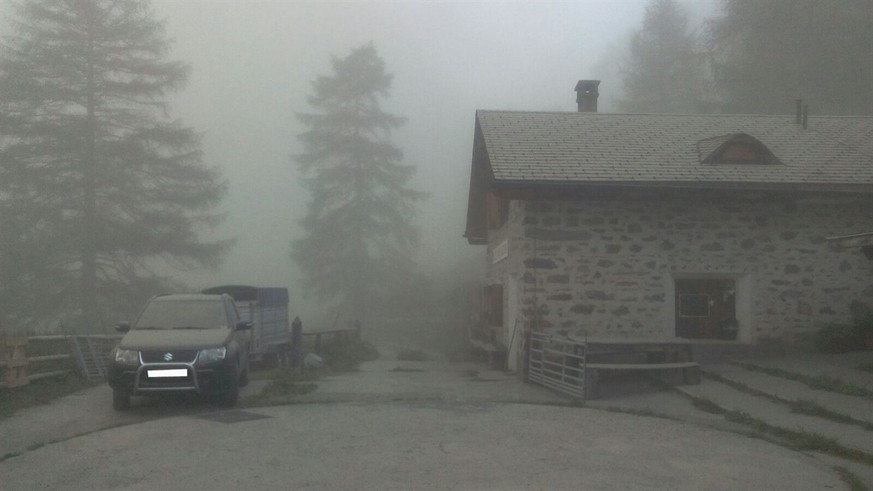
[
  {"xmin": 112, "ymin": 388, "xmax": 131, "ymax": 411},
  {"xmin": 220, "ymin": 364, "xmax": 240, "ymax": 407},
  {"xmin": 239, "ymin": 358, "xmax": 250, "ymax": 388}
]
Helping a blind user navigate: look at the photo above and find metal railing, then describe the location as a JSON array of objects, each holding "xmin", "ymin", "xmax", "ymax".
[{"xmin": 527, "ymin": 331, "xmax": 587, "ymax": 400}]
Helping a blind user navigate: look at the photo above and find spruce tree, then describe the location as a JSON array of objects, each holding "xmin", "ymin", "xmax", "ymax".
[
  {"xmin": 292, "ymin": 43, "xmax": 426, "ymax": 321},
  {"xmin": 0, "ymin": 0, "xmax": 228, "ymax": 331},
  {"xmin": 709, "ymin": 0, "xmax": 873, "ymax": 115},
  {"xmin": 620, "ymin": 0, "xmax": 711, "ymax": 113}
]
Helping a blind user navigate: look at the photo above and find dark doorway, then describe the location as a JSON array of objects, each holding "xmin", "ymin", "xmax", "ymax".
[{"xmin": 675, "ymin": 278, "xmax": 737, "ymax": 340}]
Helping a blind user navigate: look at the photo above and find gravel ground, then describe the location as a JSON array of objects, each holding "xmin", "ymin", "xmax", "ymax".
[{"xmin": 0, "ymin": 347, "xmax": 851, "ymax": 490}]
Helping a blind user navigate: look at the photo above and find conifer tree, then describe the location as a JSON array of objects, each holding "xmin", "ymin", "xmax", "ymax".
[
  {"xmin": 709, "ymin": 0, "xmax": 873, "ymax": 115},
  {"xmin": 620, "ymin": 0, "xmax": 711, "ymax": 113},
  {"xmin": 293, "ymin": 43, "xmax": 426, "ymax": 321},
  {"xmin": 0, "ymin": 0, "xmax": 228, "ymax": 330}
]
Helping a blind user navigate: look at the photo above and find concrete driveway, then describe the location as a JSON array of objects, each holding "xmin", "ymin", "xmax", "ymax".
[{"xmin": 0, "ymin": 349, "xmax": 847, "ymax": 490}]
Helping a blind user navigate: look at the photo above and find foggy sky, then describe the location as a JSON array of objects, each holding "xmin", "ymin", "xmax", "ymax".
[{"xmin": 142, "ymin": 0, "xmax": 716, "ymax": 318}]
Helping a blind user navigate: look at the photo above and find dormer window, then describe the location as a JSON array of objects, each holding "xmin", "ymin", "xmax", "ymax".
[{"xmin": 697, "ymin": 133, "xmax": 781, "ymax": 165}]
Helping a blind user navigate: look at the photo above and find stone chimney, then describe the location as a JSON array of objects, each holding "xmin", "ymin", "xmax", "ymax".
[{"xmin": 575, "ymin": 80, "xmax": 600, "ymax": 112}]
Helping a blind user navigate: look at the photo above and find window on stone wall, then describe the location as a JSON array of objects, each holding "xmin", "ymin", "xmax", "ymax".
[
  {"xmin": 675, "ymin": 278, "xmax": 737, "ymax": 340},
  {"xmin": 486, "ymin": 192, "xmax": 509, "ymax": 230}
]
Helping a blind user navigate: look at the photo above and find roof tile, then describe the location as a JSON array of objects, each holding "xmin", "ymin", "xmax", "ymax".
[{"xmin": 476, "ymin": 111, "xmax": 873, "ymax": 187}]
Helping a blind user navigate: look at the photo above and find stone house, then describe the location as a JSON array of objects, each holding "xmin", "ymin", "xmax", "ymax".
[{"xmin": 464, "ymin": 81, "xmax": 873, "ymax": 370}]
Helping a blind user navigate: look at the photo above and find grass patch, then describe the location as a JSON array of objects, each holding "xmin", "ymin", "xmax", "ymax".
[
  {"xmin": 600, "ymin": 406, "xmax": 663, "ymax": 419},
  {"xmin": 789, "ymin": 399, "xmax": 873, "ymax": 431},
  {"xmin": 241, "ymin": 368, "xmax": 318, "ymax": 407},
  {"xmin": 689, "ymin": 395, "xmax": 727, "ymax": 415},
  {"xmin": 676, "ymin": 391, "xmax": 873, "ymax": 468},
  {"xmin": 722, "ymin": 409, "xmax": 873, "ymax": 466},
  {"xmin": 736, "ymin": 363, "xmax": 871, "ymax": 397},
  {"xmin": 805, "ymin": 374, "xmax": 870, "ymax": 397},
  {"xmin": 833, "ymin": 465, "xmax": 869, "ymax": 491},
  {"xmin": 0, "ymin": 374, "xmax": 95, "ymax": 420},
  {"xmin": 705, "ymin": 370, "xmax": 873, "ymax": 431},
  {"xmin": 703, "ymin": 370, "xmax": 773, "ymax": 399},
  {"xmin": 704, "ymin": 372, "xmax": 873, "ymax": 431},
  {"xmin": 242, "ymin": 340, "xmax": 379, "ymax": 406},
  {"xmin": 319, "ymin": 340, "xmax": 380, "ymax": 372},
  {"xmin": 248, "ymin": 367, "xmax": 284, "ymax": 381}
]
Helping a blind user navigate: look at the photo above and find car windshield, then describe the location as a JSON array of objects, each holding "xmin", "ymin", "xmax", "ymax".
[{"xmin": 135, "ymin": 298, "xmax": 227, "ymax": 330}]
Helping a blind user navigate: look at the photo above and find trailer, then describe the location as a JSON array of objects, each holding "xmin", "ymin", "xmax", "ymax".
[{"xmin": 201, "ymin": 285, "xmax": 290, "ymax": 361}]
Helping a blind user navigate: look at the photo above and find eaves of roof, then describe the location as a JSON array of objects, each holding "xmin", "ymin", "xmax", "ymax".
[{"xmin": 490, "ymin": 178, "xmax": 873, "ymax": 195}]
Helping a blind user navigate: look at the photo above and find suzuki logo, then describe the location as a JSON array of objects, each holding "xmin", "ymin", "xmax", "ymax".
[{"xmin": 163, "ymin": 352, "xmax": 173, "ymax": 362}]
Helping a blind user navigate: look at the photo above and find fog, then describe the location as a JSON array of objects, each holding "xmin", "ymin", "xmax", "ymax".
[{"xmin": 145, "ymin": 0, "xmax": 717, "ymax": 320}]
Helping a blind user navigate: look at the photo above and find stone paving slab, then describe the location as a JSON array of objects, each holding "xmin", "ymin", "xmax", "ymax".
[
  {"xmin": 741, "ymin": 351, "xmax": 873, "ymax": 392},
  {"xmin": 545, "ymin": 351, "xmax": 873, "ymax": 489},
  {"xmin": 675, "ymin": 378, "xmax": 873, "ymax": 455},
  {"xmin": 705, "ymin": 363, "xmax": 873, "ymax": 426}
]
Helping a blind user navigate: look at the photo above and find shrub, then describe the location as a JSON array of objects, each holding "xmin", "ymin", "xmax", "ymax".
[
  {"xmin": 319, "ymin": 340, "xmax": 379, "ymax": 372},
  {"xmin": 857, "ymin": 311, "xmax": 873, "ymax": 332},
  {"xmin": 857, "ymin": 312, "xmax": 873, "ymax": 350},
  {"xmin": 814, "ymin": 323, "xmax": 862, "ymax": 353}
]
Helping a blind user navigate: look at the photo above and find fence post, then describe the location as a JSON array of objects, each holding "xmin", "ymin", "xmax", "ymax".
[{"xmin": 1, "ymin": 336, "xmax": 29, "ymax": 388}]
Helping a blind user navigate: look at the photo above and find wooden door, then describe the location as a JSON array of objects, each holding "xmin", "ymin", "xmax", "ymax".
[{"xmin": 675, "ymin": 279, "xmax": 737, "ymax": 340}]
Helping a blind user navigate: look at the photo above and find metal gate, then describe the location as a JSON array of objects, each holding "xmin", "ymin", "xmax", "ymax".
[
  {"xmin": 70, "ymin": 335, "xmax": 121, "ymax": 380},
  {"xmin": 527, "ymin": 331, "xmax": 587, "ymax": 400}
]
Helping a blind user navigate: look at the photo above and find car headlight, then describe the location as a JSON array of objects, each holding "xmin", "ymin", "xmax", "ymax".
[
  {"xmin": 198, "ymin": 347, "xmax": 227, "ymax": 364},
  {"xmin": 114, "ymin": 349, "xmax": 140, "ymax": 366}
]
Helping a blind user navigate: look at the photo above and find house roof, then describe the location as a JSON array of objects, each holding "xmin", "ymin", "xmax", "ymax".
[
  {"xmin": 476, "ymin": 110, "xmax": 873, "ymax": 187},
  {"xmin": 465, "ymin": 111, "xmax": 873, "ymax": 243}
]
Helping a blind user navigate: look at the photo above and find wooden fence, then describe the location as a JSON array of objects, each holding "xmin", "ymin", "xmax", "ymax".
[
  {"xmin": 0, "ymin": 335, "xmax": 121, "ymax": 389},
  {"xmin": 0, "ymin": 326, "xmax": 362, "ymax": 389}
]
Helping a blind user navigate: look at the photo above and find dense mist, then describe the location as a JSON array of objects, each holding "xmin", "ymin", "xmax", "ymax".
[
  {"xmin": 5, "ymin": 0, "xmax": 870, "ymax": 332},
  {"xmin": 146, "ymin": 0, "xmax": 683, "ymax": 324}
]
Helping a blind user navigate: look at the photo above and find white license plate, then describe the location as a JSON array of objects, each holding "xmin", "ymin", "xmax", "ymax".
[{"xmin": 148, "ymin": 369, "xmax": 188, "ymax": 378}]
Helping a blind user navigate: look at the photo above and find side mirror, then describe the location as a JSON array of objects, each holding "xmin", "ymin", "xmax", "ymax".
[
  {"xmin": 115, "ymin": 322, "xmax": 131, "ymax": 333},
  {"xmin": 236, "ymin": 321, "xmax": 252, "ymax": 331}
]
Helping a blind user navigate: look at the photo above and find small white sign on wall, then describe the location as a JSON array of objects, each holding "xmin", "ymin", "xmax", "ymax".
[{"xmin": 491, "ymin": 239, "xmax": 509, "ymax": 264}]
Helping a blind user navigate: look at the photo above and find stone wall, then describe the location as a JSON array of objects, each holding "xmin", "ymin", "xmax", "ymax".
[{"xmin": 485, "ymin": 191, "xmax": 873, "ymax": 344}]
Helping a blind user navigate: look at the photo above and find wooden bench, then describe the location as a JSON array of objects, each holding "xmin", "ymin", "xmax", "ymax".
[
  {"xmin": 528, "ymin": 333, "xmax": 701, "ymax": 400},
  {"xmin": 583, "ymin": 361, "xmax": 700, "ymax": 399}
]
